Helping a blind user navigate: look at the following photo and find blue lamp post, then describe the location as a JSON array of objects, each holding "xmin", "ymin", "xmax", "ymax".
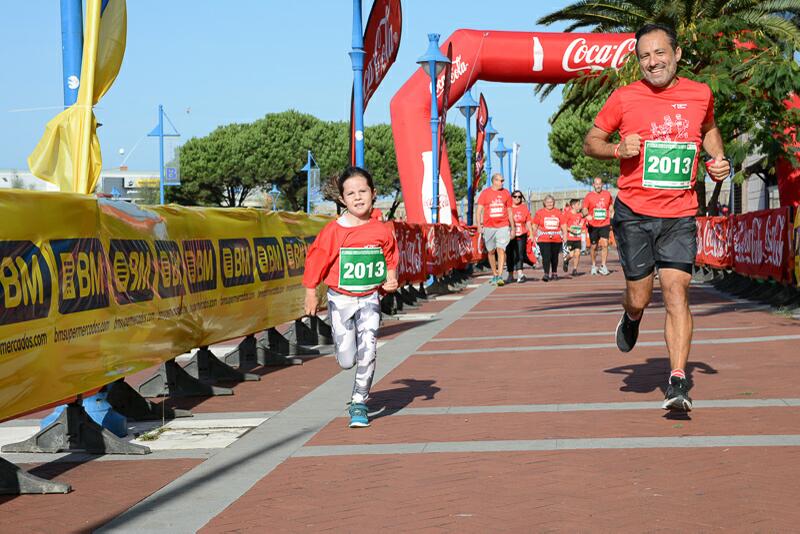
[
  {"xmin": 417, "ymin": 33, "xmax": 451, "ymax": 224},
  {"xmin": 455, "ymin": 90, "xmax": 478, "ymax": 225},
  {"xmin": 60, "ymin": 0, "xmax": 82, "ymax": 108},
  {"xmin": 494, "ymin": 137, "xmax": 509, "ymax": 185},
  {"xmin": 301, "ymin": 150, "xmax": 319, "ymax": 213},
  {"xmin": 350, "ymin": 0, "xmax": 365, "ymax": 167},
  {"xmin": 269, "ymin": 184, "xmax": 282, "ymax": 211},
  {"xmin": 484, "ymin": 117, "xmax": 498, "ymax": 187}
]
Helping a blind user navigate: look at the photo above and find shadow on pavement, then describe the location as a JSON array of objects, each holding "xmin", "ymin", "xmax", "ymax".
[
  {"xmin": 604, "ymin": 358, "xmax": 718, "ymax": 395},
  {"xmin": 367, "ymin": 379, "xmax": 441, "ymax": 421}
]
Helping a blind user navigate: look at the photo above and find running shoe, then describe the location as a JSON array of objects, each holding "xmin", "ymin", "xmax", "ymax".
[
  {"xmin": 662, "ymin": 377, "xmax": 693, "ymax": 411},
  {"xmin": 572, "ymin": 269, "xmax": 579, "ymax": 276},
  {"xmin": 615, "ymin": 312, "xmax": 641, "ymax": 352},
  {"xmin": 518, "ymin": 274, "xmax": 527, "ymax": 283},
  {"xmin": 542, "ymin": 274, "xmax": 550, "ymax": 282},
  {"xmin": 488, "ymin": 276, "xmax": 498, "ymax": 285},
  {"xmin": 562, "ymin": 256, "xmax": 569, "ymax": 273},
  {"xmin": 591, "ymin": 265, "xmax": 598, "ymax": 276},
  {"xmin": 551, "ymin": 273, "xmax": 559, "ymax": 281},
  {"xmin": 496, "ymin": 277, "xmax": 505, "ymax": 287},
  {"xmin": 599, "ymin": 265, "xmax": 610, "ymax": 276},
  {"xmin": 348, "ymin": 402, "xmax": 370, "ymax": 427}
]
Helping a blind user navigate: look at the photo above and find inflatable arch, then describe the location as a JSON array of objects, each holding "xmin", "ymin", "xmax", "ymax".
[{"xmin": 390, "ymin": 30, "xmax": 800, "ymax": 225}]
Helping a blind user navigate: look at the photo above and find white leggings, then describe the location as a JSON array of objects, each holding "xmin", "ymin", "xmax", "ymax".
[{"xmin": 327, "ymin": 289, "xmax": 381, "ymax": 404}]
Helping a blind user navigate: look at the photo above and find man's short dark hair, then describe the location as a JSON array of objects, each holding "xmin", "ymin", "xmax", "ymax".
[{"xmin": 635, "ymin": 23, "xmax": 678, "ymax": 53}]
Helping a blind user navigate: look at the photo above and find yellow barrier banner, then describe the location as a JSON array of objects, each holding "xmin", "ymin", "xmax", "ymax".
[{"xmin": 0, "ymin": 191, "xmax": 329, "ymax": 422}]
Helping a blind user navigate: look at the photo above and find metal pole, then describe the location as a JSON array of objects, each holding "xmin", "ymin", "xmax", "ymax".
[
  {"xmin": 507, "ymin": 148, "xmax": 513, "ymax": 191},
  {"xmin": 485, "ymin": 136, "xmax": 493, "ymax": 188},
  {"xmin": 429, "ymin": 58, "xmax": 440, "ymax": 224},
  {"xmin": 305, "ymin": 150, "xmax": 309, "ymax": 213},
  {"xmin": 159, "ymin": 105, "xmax": 165, "ymax": 205},
  {"xmin": 60, "ymin": 0, "xmax": 83, "ymax": 107},
  {"xmin": 350, "ymin": 0, "xmax": 365, "ymax": 167},
  {"xmin": 498, "ymin": 153, "xmax": 505, "ymax": 179},
  {"xmin": 465, "ymin": 110, "xmax": 474, "ymax": 225}
]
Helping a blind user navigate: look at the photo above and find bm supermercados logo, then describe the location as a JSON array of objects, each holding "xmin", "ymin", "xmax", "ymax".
[
  {"xmin": 253, "ymin": 237, "xmax": 285, "ymax": 282},
  {"xmin": 281, "ymin": 237, "xmax": 308, "ymax": 277},
  {"xmin": 154, "ymin": 240, "xmax": 185, "ymax": 299},
  {"xmin": 219, "ymin": 239, "xmax": 254, "ymax": 287},
  {"xmin": 50, "ymin": 238, "xmax": 110, "ymax": 314},
  {"xmin": 183, "ymin": 239, "xmax": 217, "ymax": 293},
  {"xmin": 0, "ymin": 241, "xmax": 52, "ymax": 326},
  {"xmin": 110, "ymin": 239, "xmax": 155, "ymax": 305}
]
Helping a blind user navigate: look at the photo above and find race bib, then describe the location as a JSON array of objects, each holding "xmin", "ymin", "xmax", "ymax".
[
  {"xmin": 642, "ymin": 140, "xmax": 697, "ymax": 190},
  {"xmin": 543, "ymin": 216, "xmax": 560, "ymax": 231},
  {"xmin": 569, "ymin": 225, "xmax": 583, "ymax": 237},
  {"xmin": 592, "ymin": 208, "xmax": 607, "ymax": 221},
  {"xmin": 338, "ymin": 247, "xmax": 386, "ymax": 292}
]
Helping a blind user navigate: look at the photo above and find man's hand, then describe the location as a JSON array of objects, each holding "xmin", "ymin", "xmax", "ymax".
[
  {"xmin": 304, "ymin": 288, "xmax": 319, "ymax": 317},
  {"xmin": 706, "ymin": 157, "xmax": 731, "ymax": 183},
  {"xmin": 618, "ymin": 134, "xmax": 642, "ymax": 159},
  {"xmin": 382, "ymin": 272, "xmax": 399, "ymax": 293}
]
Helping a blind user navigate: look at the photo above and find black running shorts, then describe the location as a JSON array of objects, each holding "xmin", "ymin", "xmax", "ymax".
[
  {"xmin": 566, "ymin": 240, "xmax": 581, "ymax": 251},
  {"xmin": 587, "ymin": 224, "xmax": 610, "ymax": 244},
  {"xmin": 611, "ymin": 199, "xmax": 696, "ymax": 281}
]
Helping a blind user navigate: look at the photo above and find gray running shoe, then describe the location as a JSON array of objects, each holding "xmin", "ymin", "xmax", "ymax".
[{"xmin": 663, "ymin": 377, "xmax": 693, "ymax": 411}]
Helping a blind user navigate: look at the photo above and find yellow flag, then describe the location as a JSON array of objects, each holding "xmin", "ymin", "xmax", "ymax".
[{"xmin": 27, "ymin": 0, "xmax": 127, "ymax": 194}]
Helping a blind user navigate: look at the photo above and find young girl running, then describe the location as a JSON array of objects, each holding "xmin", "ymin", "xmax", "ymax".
[{"xmin": 303, "ymin": 167, "xmax": 399, "ymax": 428}]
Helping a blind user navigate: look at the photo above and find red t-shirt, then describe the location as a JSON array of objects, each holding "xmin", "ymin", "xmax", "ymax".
[
  {"xmin": 564, "ymin": 211, "xmax": 586, "ymax": 241},
  {"xmin": 594, "ymin": 77, "xmax": 715, "ymax": 218},
  {"xmin": 532, "ymin": 208, "xmax": 565, "ymax": 243},
  {"xmin": 370, "ymin": 207, "xmax": 384, "ymax": 220},
  {"xmin": 477, "ymin": 188, "xmax": 512, "ymax": 228},
  {"xmin": 302, "ymin": 217, "xmax": 398, "ymax": 297},
  {"xmin": 582, "ymin": 190, "xmax": 613, "ymax": 227},
  {"xmin": 511, "ymin": 204, "xmax": 532, "ymax": 237}
]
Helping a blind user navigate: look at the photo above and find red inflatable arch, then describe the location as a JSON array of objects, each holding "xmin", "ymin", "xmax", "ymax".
[{"xmin": 390, "ymin": 30, "xmax": 635, "ymax": 224}]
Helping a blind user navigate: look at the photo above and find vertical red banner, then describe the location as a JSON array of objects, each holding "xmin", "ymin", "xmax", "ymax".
[
  {"xmin": 472, "ymin": 93, "xmax": 488, "ymax": 193},
  {"xmin": 437, "ymin": 43, "xmax": 453, "ymax": 176}
]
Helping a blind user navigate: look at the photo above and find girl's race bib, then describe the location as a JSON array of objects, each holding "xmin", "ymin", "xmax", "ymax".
[{"xmin": 338, "ymin": 247, "xmax": 386, "ymax": 291}]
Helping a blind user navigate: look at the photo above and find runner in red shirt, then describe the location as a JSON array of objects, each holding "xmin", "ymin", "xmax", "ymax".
[
  {"xmin": 563, "ymin": 198, "xmax": 586, "ymax": 276},
  {"xmin": 531, "ymin": 195, "xmax": 568, "ymax": 282},
  {"xmin": 507, "ymin": 190, "xmax": 533, "ymax": 283},
  {"xmin": 581, "ymin": 177, "xmax": 614, "ymax": 275},
  {"xmin": 475, "ymin": 173, "xmax": 515, "ymax": 286},
  {"xmin": 304, "ymin": 166, "xmax": 399, "ymax": 428},
  {"xmin": 584, "ymin": 23, "xmax": 731, "ymax": 412}
]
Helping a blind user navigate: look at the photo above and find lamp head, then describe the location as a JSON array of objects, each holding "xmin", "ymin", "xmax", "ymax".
[
  {"xmin": 416, "ymin": 33, "xmax": 451, "ymax": 79},
  {"xmin": 455, "ymin": 90, "xmax": 478, "ymax": 118},
  {"xmin": 484, "ymin": 117, "xmax": 498, "ymax": 142},
  {"xmin": 494, "ymin": 137, "xmax": 508, "ymax": 156}
]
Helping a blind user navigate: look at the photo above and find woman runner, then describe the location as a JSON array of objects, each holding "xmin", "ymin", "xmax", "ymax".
[
  {"xmin": 507, "ymin": 190, "xmax": 533, "ymax": 282},
  {"xmin": 532, "ymin": 194, "xmax": 568, "ymax": 282}
]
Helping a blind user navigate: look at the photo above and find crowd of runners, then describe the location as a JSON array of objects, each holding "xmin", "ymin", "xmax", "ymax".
[{"xmin": 301, "ymin": 22, "xmax": 731, "ymax": 428}]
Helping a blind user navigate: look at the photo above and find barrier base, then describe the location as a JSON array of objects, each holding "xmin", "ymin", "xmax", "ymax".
[
  {"xmin": 106, "ymin": 379, "xmax": 192, "ymax": 421},
  {"xmin": 265, "ymin": 327, "xmax": 319, "ymax": 356},
  {"xmin": 254, "ymin": 339, "xmax": 304, "ymax": 366},
  {"xmin": 408, "ymin": 283, "xmax": 427, "ymax": 301},
  {"xmin": 0, "ymin": 458, "xmax": 71, "ymax": 495},
  {"xmin": 137, "ymin": 359, "xmax": 234, "ymax": 398},
  {"xmin": 396, "ymin": 287, "xmax": 419, "ymax": 308},
  {"xmin": 221, "ymin": 335, "xmax": 260, "ymax": 372},
  {"xmin": 427, "ymin": 277, "xmax": 453, "ymax": 296},
  {"xmin": 1, "ymin": 402, "xmax": 150, "ymax": 455},
  {"xmin": 184, "ymin": 347, "xmax": 260, "ymax": 383},
  {"xmin": 285, "ymin": 317, "xmax": 334, "ymax": 346},
  {"xmin": 381, "ymin": 294, "xmax": 399, "ymax": 315}
]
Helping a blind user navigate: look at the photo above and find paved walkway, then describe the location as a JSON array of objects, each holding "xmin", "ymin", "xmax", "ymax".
[{"xmin": 3, "ymin": 253, "xmax": 800, "ymax": 532}]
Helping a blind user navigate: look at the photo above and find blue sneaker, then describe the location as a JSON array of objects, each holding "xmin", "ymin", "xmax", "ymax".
[{"xmin": 348, "ymin": 402, "xmax": 370, "ymax": 428}]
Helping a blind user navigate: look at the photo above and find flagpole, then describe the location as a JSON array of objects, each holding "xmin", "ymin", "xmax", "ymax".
[
  {"xmin": 60, "ymin": 0, "xmax": 83, "ymax": 108},
  {"xmin": 75, "ymin": 0, "xmax": 101, "ymax": 194},
  {"xmin": 158, "ymin": 104, "xmax": 165, "ymax": 204},
  {"xmin": 350, "ymin": 0, "xmax": 365, "ymax": 167}
]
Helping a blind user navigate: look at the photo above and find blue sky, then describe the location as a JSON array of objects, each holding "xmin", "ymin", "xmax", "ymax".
[{"xmin": 1, "ymin": 1, "xmax": 585, "ymax": 192}]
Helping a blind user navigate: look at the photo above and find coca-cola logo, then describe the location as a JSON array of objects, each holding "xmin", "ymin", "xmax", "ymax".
[
  {"xmin": 734, "ymin": 217, "xmax": 764, "ymax": 265},
  {"xmin": 436, "ymin": 54, "xmax": 468, "ymax": 97},
  {"xmin": 701, "ymin": 219, "xmax": 731, "ymax": 261},
  {"xmin": 363, "ymin": 3, "xmax": 400, "ymax": 102},
  {"xmin": 397, "ymin": 227, "xmax": 423, "ymax": 280},
  {"xmin": 764, "ymin": 213, "xmax": 786, "ymax": 267},
  {"xmin": 562, "ymin": 37, "xmax": 636, "ymax": 73}
]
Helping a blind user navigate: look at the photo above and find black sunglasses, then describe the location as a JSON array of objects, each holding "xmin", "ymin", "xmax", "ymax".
[{"xmin": 512, "ymin": 195, "xmax": 523, "ymax": 198}]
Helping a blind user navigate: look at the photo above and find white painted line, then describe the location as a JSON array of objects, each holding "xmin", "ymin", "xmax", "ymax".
[
  {"xmin": 131, "ymin": 428, "xmax": 251, "ymax": 451},
  {"xmin": 165, "ymin": 417, "xmax": 269, "ymax": 430},
  {"xmin": 396, "ymin": 313, "xmax": 438, "ymax": 321},
  {"xmin": 460, "ymin": 305, "xmax": 770, "ymax": 319},
  {"xmin": 466, "ymin": 302, "xmax": 764, "ymax": 314},
  {"xmin": 429, "ymin": 326, "xmax": 763, "ymax": 343},
  {"xmin": 435, "ymin": 295, "xmax": 464, "ymax": 301}
]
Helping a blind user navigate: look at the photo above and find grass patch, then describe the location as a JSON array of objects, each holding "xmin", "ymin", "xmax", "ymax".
[{"xmin": 138, "ymin": 426, "xmax": 168, "ymax": 441}]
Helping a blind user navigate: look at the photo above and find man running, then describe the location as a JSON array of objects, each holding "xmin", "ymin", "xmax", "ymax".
[
  {"xmin": 582, "ymin": 177, "xmax": 614, "ymax": 276},
  {"xmin": 476, "ymin": 173, "xmax": 515, "ymax": 286},
  {"xmin": 583, "ymin": 23, "xmax": 731, "ymax": 411},
  {"xmin": 563, "ymin": 198, "xmax": 585, "ymax": 276}
]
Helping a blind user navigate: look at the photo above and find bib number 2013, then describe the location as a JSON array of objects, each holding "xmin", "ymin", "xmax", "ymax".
[
  {"xmin": 339, "ymin": 247, "xmax": 386, "ymax": 292},
  {"xmin": 642, "ymin": 141, "xmax": 697, "ymax": 190}
]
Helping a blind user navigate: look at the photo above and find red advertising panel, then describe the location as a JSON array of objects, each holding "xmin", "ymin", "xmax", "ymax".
[
  {"xmin": 732, "ymin": 207, "xmax": 793, "ymax": 283},
  {"xmin": 695, "ymin": 216, "xmax": 733, "ymax": 269},
  {"xmin": 391, "ymin": 221, "xmax": 427, "ymax": 285}
]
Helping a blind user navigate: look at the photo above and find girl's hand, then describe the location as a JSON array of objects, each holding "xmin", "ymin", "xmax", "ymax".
[
  {"xmin": 304, "ymin": 288, "xmax": 319, "ymax": 316},
  {"xmin": 382, "ymin": 274, "xmax": 399, "ymax": 293}
]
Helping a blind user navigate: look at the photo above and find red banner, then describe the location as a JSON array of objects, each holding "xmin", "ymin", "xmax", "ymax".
[
  {"xmin": 732, "ymin": 207, "xmax": 793, "ymax": 282},
  {"xmin": 351, "ymin": 0, "xmax": 403, "ymax": 165},
  {"xmin": 695, "ymin": 216, "xmax": 733, "ymax": 269},
  {"xmin": 390, "ymin": 221, "xmax": 483, "ymax": 283},
  {"xmin": 390, "ymin": 221, "xmax": 426, "ymax": 285},
  {"xmin": 473, "ymin": 93, "xmax": 488, "ymax": 193}
]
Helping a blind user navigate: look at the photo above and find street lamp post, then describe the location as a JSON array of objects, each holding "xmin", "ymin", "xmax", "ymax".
[
  {"xmin": 350, "ymin": 0, "xmax": 365, "ymax": 167},
  {"xmin": 484, "ymin": 117, "xmax": 497, "ymax": 188},
  {"xmin": 416, "ymin": 33, "xmax": 451, "ymax": 224},
  {"xmin": 494, "ymin": 137, "xmax": 509, "ymax": 186},
  {"xmin": 455, "ymin": 90, "xmax": 478, "ymax": 224},
  {"xmin": 268, "ymin": 184, "xmax": 282, "ymax": 211}
]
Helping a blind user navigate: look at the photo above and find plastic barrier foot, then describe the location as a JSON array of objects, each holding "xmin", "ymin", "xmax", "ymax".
[
  {"xmin": 285, "ymin": 317, "xmax": 334, "ymax": 346},
  {"xmin": 221, "ymin": 335, "xmax": 260, "ymax": 372},
  {"xmin": 413, "ymin": 283, "xmax": 429, "ymax": 300},
  {"xmin": 396, "ymin": 287, "xmax": 419, "ymax": 308},
  {"xmin": 381, "ymin": 294, "xmax": 399, "ymax": 316},
  {"xmin": 427, "ymin": 277, "xmax": 452, "ymax": 296},
  {"xmin": 106, "ymin": 379, "xmax": 191, "ymax": 421},
  {"xmin": 0, "ymin": 457, "xmax": 71, "ymax": 495},
  {"xmin": 183, "ymin": 347, "xmax": 260, "ymax": 383},
  {"xmin": 1, "ymin": 402, "xmax": 150, "ymax": 455},
  {"xmin": 137, "ymin": 359, "xmax": 234, "ymax": 398},
  {"xmin": 254, "ymin": 331, "xmax": 305, "ymax": 366}
]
